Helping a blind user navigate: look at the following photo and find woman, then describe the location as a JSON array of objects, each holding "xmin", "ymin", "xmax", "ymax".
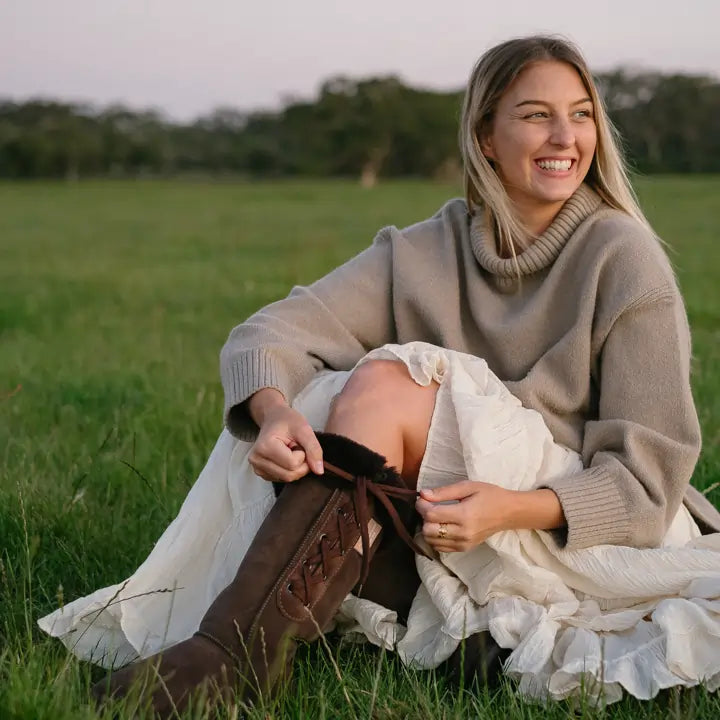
[{"xmin": 40, "ymin": 35, "xmax": 720, "ymax": 714}]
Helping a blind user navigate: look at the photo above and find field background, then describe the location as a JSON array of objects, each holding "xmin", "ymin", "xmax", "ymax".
[{"xmin": 1, "ymin": 177, "xmax": 718, "ymax": 719}]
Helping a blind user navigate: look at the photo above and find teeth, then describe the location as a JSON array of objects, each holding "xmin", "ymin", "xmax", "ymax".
[{"xmin": 536, "ymin": 159, "xmax": 572, "ymax": 171}]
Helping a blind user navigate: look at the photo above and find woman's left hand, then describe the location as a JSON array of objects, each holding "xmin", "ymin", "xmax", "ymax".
[
  {"xmin": 416, "ymin": 481, "xmax": 565, "ymax": 553},
  {"xmin": 416, "ymin": 482, "xmax": 514, "ymax": 553}
]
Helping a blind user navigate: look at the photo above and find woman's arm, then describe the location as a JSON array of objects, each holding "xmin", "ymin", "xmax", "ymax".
[
  {"xmin": 417, "ymin": 482, "xmax": 565, "ymax": 553},
  {"xmin": 247, "ymin": 387, "xmax": 289, "ymax": 426},
  {"xmin": 221, "ymin": 227, "xmax": 397, "ymax": 440},
  {"xmin": 539, "ymin": 288, "xmax": 701, "ymax": 550},
  {"xmin": 418, "ymin": 286, "xmax": 701, "ymax": 553}
]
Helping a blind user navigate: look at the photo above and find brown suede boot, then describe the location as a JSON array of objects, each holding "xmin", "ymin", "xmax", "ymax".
[
  {"xmin": 355, "ymin": 501, "xmax": 421, "ymax": 624},
  {"xmin": 91, "ymin": 432, "xmax": 426, "ymax": 717}
]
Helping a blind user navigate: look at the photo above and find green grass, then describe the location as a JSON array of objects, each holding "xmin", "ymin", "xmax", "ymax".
[{"xmin": 1, "ymin": 177, "xmax": 719, "ymax": 719}]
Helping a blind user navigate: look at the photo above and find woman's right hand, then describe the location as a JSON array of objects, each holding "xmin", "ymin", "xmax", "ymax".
[{"xmin": 247, "ymin": 389, "xmax": 324, "ymax": 483}]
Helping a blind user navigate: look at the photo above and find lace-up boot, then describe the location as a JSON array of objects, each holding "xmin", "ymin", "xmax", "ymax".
[{"xmin": 91, "ymin": 432, "xmax": 425, "ymax": 717}]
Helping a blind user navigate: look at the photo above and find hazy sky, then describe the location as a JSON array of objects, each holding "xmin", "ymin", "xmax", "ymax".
[{"xmin": 2, "ymin": 0, "xmax": 718, "ymax": 120}]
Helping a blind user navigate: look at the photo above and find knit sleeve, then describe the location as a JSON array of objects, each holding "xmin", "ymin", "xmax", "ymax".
[
  {"xmin": 541, "ymin": 287, "xmax": 702, "ymax": 550},
  {"xmin": 220, "ymin": 227, "xmax": 397, "ymax": 440}
]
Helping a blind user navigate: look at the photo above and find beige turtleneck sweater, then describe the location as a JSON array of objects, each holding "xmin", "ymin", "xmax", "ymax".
[{"xmin": 220, "ymin": 184, "xmax": 720, "ymax": 550}]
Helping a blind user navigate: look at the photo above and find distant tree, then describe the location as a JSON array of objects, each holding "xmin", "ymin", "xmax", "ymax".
[
  {"xmin": 597, "ymin": 70, "xmax": 720, "ymax": 173},
  {"xmin": 0, "ymin": 69, "xmax": 718, "ymax": 179}
]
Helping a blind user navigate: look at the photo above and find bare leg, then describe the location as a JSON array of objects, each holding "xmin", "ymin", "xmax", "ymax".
[{"xmin": 324, "ymin": 359, "xmax": 438, "ymax": 490}]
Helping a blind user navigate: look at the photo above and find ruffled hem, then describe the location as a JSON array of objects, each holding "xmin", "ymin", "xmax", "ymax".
[{"xmin": 38, "ymin": 341, "xmax": 720, "ymax": 705}]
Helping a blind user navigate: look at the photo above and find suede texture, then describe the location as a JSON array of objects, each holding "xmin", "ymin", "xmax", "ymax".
[{"xmin": 92, "ymin": 433, "xmax": 410, "ymax": 717}]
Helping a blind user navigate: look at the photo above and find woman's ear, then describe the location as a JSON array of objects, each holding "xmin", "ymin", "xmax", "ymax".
[{"xmin": 480, "ymin": 134, "xmax": 494, "ymax": 161}]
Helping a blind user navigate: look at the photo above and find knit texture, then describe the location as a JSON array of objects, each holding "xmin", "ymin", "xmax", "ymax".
[{"xmin": 219, "ymin": 184, "xmax": 718, "ymax": 550}]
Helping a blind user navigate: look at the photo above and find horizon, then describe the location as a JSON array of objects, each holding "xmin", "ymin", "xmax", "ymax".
[
  {"xmin": 2, "ymin": 63, "xmax": 718, "ymax": 124},
  {"xmin": 2, "ymin": 0, "xmax": 718, "ymax": 121}
]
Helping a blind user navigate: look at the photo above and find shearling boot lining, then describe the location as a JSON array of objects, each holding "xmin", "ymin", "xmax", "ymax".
[{"xmin": 315, "ymin": 431, "xmax": 390, "ymax": 478}]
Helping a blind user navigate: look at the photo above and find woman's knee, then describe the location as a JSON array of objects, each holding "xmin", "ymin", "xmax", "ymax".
[
  {"xmin": 328, "ymin": 358, "xmax": 437, "ymax": 484},
  {"xmin": 331, "ymin": 359, "xmax": 436, "ymax": 423},
  {"xmin": 334, "ymin": 360, "xmax": 416, "ymax": 411}
]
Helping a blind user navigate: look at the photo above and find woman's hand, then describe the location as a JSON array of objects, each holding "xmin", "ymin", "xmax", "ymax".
[
  {"xmin": 416, "ymin": 482, "xmax": 565, "ymax": 553},
  {"xmin": 247, "ymin": 389, "xmax": 324, "ymax": 483}
]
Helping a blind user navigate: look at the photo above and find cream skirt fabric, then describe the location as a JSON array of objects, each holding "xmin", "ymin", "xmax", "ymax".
[{"xmin": 38, "ymin": 342, "xmax": 720, "ymax": 704}]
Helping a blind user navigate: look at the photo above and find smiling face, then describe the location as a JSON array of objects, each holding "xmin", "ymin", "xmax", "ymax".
[{"xmin": 481, "ymin": 60, "xmax": 597, "ymax": 234}]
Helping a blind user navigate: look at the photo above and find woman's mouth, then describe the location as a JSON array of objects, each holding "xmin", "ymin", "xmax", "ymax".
[{"xmin": 534, "ymin": 158, "xmax": 574, "ymax": 173}]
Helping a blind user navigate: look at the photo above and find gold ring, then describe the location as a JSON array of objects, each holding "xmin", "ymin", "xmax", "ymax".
[{"xmin": 438, "ymin": 523, "xmax": 448, "ymax": 540}]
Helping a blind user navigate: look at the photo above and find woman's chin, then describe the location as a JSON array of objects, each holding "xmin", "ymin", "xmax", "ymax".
[{"xmin": 531, "ymin": 178, "xmax": 583, "ymax": 205}]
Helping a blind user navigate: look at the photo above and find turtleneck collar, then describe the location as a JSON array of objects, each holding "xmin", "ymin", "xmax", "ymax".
[{"xmin": 469, "ymin": 184, "xmax": 604, "ymax": 280}]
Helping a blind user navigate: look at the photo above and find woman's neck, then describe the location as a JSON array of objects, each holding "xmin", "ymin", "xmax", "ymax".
[
  {"xmin": 471, "ymin": 184, "xmax": 603, "ymax": 279},
  {"xmin": 511, "ymin": 196, "xmax": 567, "ymax": 244}
]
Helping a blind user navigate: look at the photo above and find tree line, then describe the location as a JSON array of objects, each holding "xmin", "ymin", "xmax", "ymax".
[{"xmin": 1, "ymin": 69, "xmax": 718, "ymax": 181}]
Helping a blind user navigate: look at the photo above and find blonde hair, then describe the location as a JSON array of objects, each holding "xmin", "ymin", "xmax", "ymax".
[{"xmin": 460, "ymin": 35, "xmax": 652, "ymax": 257}]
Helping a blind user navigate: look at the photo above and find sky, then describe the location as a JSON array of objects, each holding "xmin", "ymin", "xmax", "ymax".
[{"xmin": 2, "ymin": 0, "xmax": 718, "ymax": 120}]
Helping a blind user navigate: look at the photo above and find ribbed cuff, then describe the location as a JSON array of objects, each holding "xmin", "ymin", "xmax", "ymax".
[
  {"xmin": 540, "ymin": 466, "xmax": 631, "ymax": 550},
  {"xmin": 221, "ymin": 349, "xmax": 297, "ymax": 441}
]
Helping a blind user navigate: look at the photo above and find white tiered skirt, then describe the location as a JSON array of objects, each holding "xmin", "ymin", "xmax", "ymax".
[{"xmin": 39, "ymin": 342, "xmax": 720, "ymax": 704}]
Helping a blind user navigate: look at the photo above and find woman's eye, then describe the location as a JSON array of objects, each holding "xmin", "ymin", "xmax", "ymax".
[
  {"xmin": 573, "ymin": 109, "xmax": 593, "ymax": 119},
  {"xmin": 525, "ymin": 111, "xmax": 548, "ymax": 119}
]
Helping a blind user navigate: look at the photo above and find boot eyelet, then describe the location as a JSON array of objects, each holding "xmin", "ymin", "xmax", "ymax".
[{"xmin": 287, "ymin": 583, "xmax": 293, "ymax": 593}]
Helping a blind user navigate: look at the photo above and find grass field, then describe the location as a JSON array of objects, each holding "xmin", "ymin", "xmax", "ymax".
[{"xmin": 1, "ymin": 177, "xmax": 719, "ymax": 719}]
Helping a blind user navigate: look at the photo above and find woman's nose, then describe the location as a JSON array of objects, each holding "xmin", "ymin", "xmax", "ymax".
[{"xmin": 550, "ymin": 119, "xmax": 574, "ymax": 148}]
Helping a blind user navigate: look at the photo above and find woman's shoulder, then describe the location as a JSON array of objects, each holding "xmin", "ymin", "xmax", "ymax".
[
  {"xmin": 368, "ymin": 199, "xmax": 469, "ymax": 263},
  {"xmin": 578, "ymin": 204, "xmax": 679, "ymax": 296},
  {"xmin": 395, "ymin": 197, "xmax": 470, "ymax": 245},
  {"xmin": 567, "ymin": 203, "xmax": 691, "ymax": 346}
]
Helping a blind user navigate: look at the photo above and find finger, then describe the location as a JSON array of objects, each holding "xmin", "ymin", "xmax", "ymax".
[
  {"xmin": 261, "ymin": 437, "xmax": 312, "ymax": 473},
  {"xmin": 424, "ymin": 535, "xmax": 470, "ymax": 553},
  {"xmin": 425, "ymin": 532, "xmax": 484, "ymax": 553},
  {"xmin": 416, "ymin": 498, "xmax": 466, "ymax": 524},
  {"xmin": 294, "ymin": 425, "xmax": 324, "ymax": 474},
  {"xmin": 251, "ymin": 438, "xmax": 309, "ymax": 477},
  {"xmin": 428, "ymin": 543, "xmax": 458, "ymax": 554},
  {"xmin": 422, "ymin": 521, "xmax": 461, "ymax": 542},
  {"xmin": 423, "ymin": 531, "xmax": 460, "ymax": 551},
  {"xmin": 250, "ymin": 465, "xmax": 274, "ymax": 482},
  {"xmin": 251, "ymin": 457, "xmax": 309, "ymax": 484},
  {"xmin": 248, "ymin": 456, "xmax": 278, "ymax": 482},
  {"xmin": 415, "ymin": 497, "xmax": 433, "ymax": 518},
  {"xmin": 255, "ymin": 437, "xmax": 300, "ymax": 468},
  {"xmin": 419, "ymin": 481, "xmax": 480, "ymax": 503},
  {"xmin": 288, "ymin": 447, "xmax": 308, "ymax": 470}
]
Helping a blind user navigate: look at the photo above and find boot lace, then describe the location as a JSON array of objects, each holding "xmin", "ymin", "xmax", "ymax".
[{"xmin": 288, "ymin": 463, "xmax": 429, "ymax": 606}]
